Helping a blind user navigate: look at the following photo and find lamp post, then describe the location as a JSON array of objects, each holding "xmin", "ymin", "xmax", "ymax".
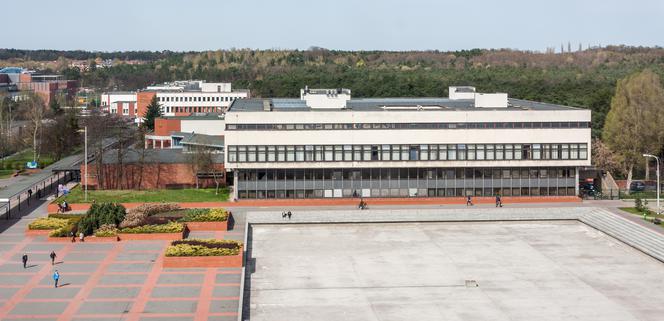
[
  {"xmin": 643, "ymin": 154, "xmax": 660, "ymax": 213},
  {"xmin": 78, "ymin": 127, "xmax": 88, "ymax": 202}
]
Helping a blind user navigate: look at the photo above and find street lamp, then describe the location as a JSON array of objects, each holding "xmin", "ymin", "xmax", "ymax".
[
  {"xmin": 643, "ymin": 154, "xmax": 660, "ymax": 213},
  {"xmin": 78, "ymin": 126, "xmax": 88, "ymax": 202}
]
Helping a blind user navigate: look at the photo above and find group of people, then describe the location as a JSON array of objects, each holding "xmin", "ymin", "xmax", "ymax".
[
  {"xmin": 281, "ymin": 211, "xmax": 293, "ymax": 220},
  {"xmin": 465, "ymin": 194, "xmax": 503, "ymax": 207},
  {"xmin": 21, "ymin": 251, "xmax": 60, "ymax": 288},
  {"xmin": 358, "ymin": 198, "xmax": 368, "ymax": 210},
  {"xmin": 57, "ymin": 200, "xmax": 70, "ymax": 213}
]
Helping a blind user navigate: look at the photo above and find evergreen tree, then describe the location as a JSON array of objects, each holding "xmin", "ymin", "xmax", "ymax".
[
  {"xmin": 49, "ymin": 98, "xmax": 61, "ymax": 115},
  {"xmin": 142, "ymin": 95, "xmax": 162, "ymax": 131}
]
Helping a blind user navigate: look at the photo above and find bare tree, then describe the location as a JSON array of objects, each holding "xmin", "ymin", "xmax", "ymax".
[
  {"xmin": 22, "ymin": 93, "xmax": 46, "ymax": 163},
  {"xmin": 186, "ymin": 146, "xmax": 222, "ymax": 193}
]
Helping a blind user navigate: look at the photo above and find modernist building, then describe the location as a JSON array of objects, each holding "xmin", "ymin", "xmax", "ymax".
[
  {"xmin": 101, "ymin": 80, "xmax": 249, "ymax": 120},
  {"xmin": 224, "ymin": 86, "xmax": 591, "ymax": 199},
  {"xmin": 0, "ymin": 67, "xmax": 78, "ymax": 105}
]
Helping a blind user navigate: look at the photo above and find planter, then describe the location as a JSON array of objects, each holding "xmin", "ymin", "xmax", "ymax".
[
  {"xmin": 163, "ymin": 251, "xmax": 243, "ymax": 268},
  {"xmin": 184, "ymin": 221, "xmax": 228, "ymax": 231},
  {"xmin": 25, "ymin": 228, "xmax": 54, "ymax": 236},
  {"xmin": 119, "ymin": 232, "xmax": 183, "ymax": 241}
]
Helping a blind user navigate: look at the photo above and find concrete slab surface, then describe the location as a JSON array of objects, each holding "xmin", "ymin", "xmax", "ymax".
[{"xmin": 246, "ymin": 222, "xmax": 664, "ymax": 321}]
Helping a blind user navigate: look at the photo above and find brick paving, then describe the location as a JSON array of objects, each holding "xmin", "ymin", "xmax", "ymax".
[{"xmin": 0, "ymin": 204, "xmax": 243, "ymax": 321}]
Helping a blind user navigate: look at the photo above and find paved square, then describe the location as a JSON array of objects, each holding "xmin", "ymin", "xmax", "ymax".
[{"xmin": 247, "ymin": 222, "xmax": 664, "ymax": 321}]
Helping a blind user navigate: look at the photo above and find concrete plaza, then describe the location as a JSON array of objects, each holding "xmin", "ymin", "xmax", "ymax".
[{"xmin": 246, "ymin": 221, "xmax": 664, "ymax": 321}]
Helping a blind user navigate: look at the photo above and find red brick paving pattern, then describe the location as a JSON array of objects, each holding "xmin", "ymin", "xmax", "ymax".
[{"xmin": 0, "ymin": 236, "xmax": 240, "ymax": 321}]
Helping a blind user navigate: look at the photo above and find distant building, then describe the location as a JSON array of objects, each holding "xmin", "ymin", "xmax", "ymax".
[
  {"xmin": 0, "ymin": 67, "xmax": 78, "ymax": 106},
  {"xmin": 100, "ymin": 80, "xmax": 249, "ymax": 121}
]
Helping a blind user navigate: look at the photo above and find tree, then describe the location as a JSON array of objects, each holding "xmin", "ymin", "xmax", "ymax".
[
  {"xmin": 186, "ymin": 146, "xmax": 222, "ymax": 193},
  {"xmin": 23, "ymin": 93, "xmax": 46, "ymax": 163},
  {"xmin": 142, "ymin": 95, "xmax": 162, "ymax": 131},
  {"xmin": 42, "ymin": 109, "xmax": 80, "ymax": 161},
  {"xmin": 602, "ymin": 69, "xmax": 664, "ymax": 192},
  {"xmin": 49, "ymin": 98, "xmax": 61, "ymax": 115}
]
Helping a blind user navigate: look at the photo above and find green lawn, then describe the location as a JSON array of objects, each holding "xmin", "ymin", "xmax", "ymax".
[
  {"xmin": 618, "ymin": 207, "xmax": 664, "ymax": 229},
  {"xmin": 0, "ymin": 169, "xmax": 14, "ymax": 179},
  {"xmin": 56, "ymin": 186, "xmax": 230, "ymax": 203},
  {"xmin": 1, "ymin": 150, "xmax": 54, "ymax": 170},
  {"xmin": 619, "ymin": 191, "xmax": 664, "ymax": 199}
]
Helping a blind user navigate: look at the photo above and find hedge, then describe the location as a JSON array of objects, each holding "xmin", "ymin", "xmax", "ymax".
[
  {"xmin": 28, "ymin": 217, "xmax": 70, "ymax": 230},
  {"xmin": 165, "ymin": 239, "xmax": 242, "ymax": 257},
  {"xmin": 179, "ymin": 208, "xmax": 229, "ymax": 222},
  {"xmin": 119, "ymin": 221, "xmax": 184, "ymax": 234}
]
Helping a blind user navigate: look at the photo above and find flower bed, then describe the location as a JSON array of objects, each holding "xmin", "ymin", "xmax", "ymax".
[
  {"xmin": 177, "ymin": 208, "xmax": 231, "ymax": 231},
  {"xmin": 27, "ymin": 217, "xmax": 78, "ymax": 237},
  {"xmin": 118, "ymin": 221, "xmax": 185, "ymax": 241},
  {"xmin": 163, "ymin": 239, "xmax": 243, "ymax": 268}
]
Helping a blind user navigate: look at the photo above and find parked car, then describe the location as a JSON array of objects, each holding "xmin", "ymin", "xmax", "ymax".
[{"xmin": 630, "ymin": 181, "xmax": 646, "ymax": 192}]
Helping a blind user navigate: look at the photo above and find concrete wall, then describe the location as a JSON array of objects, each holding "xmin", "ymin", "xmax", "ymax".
[
  {"xmin": 83, "ymin": 162, "xmax": 226, "ymax": 189},
  {"xmin": 181, "ymin": 119, "xmax": 225, "ymax": 136}
]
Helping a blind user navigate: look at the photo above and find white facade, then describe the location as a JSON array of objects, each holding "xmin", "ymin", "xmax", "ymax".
[
  {"xmin": 181, "ymin": 119, "xmax": 226, "ymax": 136},
  {"xmin": 100, "ymin": 92, "xmax": 137, "ymax": 107}
]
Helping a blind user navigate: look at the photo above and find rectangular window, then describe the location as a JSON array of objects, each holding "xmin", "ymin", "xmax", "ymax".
[
  {"xmin": 570, "ymin": 144, "xmax": 579, "ymax": 159},
  {"xmin": 448, "ymin": 144, "xmax": 457, "ymax": 160},
  {"xmin": 382, "ymin": 145, "xmax": 390, "ymax": 161},
  {"xmin": 486, "ymin": 145, "xmax": 494, "ymax": 160},
  {"xmin": 369, "ymin": 145, "xmax": 378, "ymax": 161},
  {"xmin": 335, "ymin": 145, "xmax": 343, "ymax": 161},
  {"xmin": 287, "ymin": 146, "xmax": 295, "ymax": 162},
  {"xmin": 476, "ymin": 144, "xmax": 485, "ymax": 160},
  {"xmin": 401, "ymin": 145, "xmax": 409, "ymax": 161},
  {"xmin": 392, "ymin": 145, "xmax": 401, "ymax": 161},
  {"xmin": 295, "ymin": 146, "xmax": 305, "ymax": 162},
  {"xmin": 247, "ymin": 146, "xmax": 256, "ymax": 162},
  {"xmin": 439, "ymin": 145, "xmax": 447, "ymax": 160},
  {"xmin": 562, "ymin": 144, "xmax": 570, "ymax": 159},
  {"xmin": 228, "ymin": 146, "xmax": 237, "ymax": 162},
  {"xmin": 496, "ymin": 144, "xmax": 505, "ymax": 160},
  {"xmin": 533, "ymin": 144, "xmax": 541, "ymax": 160},
  {"xmin": 267, "ymin": 146, "xmax": 275, "ymax": 162},
  {"xmin": 344, "ymin": 145, "xmax": 353, "ymax": 161},
  {"xmin": 238, "ymin": 146, "xmax": 247, "ymax": 162},
  {"xmin": 409, "ymin": 145, "xmax": 420, "ymax": 161},
  {"xmin": 514, "ymin": 144, "xmax": 522, "ymax": 160},
  {"xmin": 579, "ymin": 143, "xmax": 588, "ymax": 159},
  {"xmin": 277, "ymin": 146, "xmax": 286, "ymax": 162},
  {"xmin": 420, "ymin": 145, "xmax": 429, "ymax": 161},
  {"xmin": 324, "ymin": 146, "xmax": 333, "ymax": 161},
  {"xmin": 354, "ymin": 146, "xmax": 363, "ymax": 161},
  {"xmin": 467, "ymin": 144, "xmax": 476, "ymax": 160},
  {"xmin": 429, "ymin": 145, "xmax": 438, "ymax": 160},
  {"xmin": 458, "ymin": 144, "xmax": 466, "ymax": 160}
]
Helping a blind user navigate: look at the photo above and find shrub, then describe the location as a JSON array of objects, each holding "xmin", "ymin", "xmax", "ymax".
[
  {"xmin": 78, "ymin": 203, "xmax": 126, "ymax": 236},
  {"xmin": 94, "ymin": 224, "xmax": 118, "ymax": 237},
  {"xmin": 179, "ymin": 208, "xmax": 229, "ymax": 222},
  {"xmin": 165, "ymin": 239, "xmax": 242, "ymax": 257},
  {"xmin": 28, "ymin": 217, "xmax": 70, "ymax": 230},
  {"xmin": 49, "ymin": 221, "xmax": 78, "ymax": 237},
  {"xmin": 635, "ymin": 197, "xmax": 647, "ymax": 213},
  {"xmin": 119, "ymin": 203, "xmax": 180, "ymax": 228},
  {"xmin": 48, "ymin": 213, "xmax": 85, "ymax": 219},
  {"xmin": 119, "ymin": 221, "xmax": 184, "ymax": 234}
]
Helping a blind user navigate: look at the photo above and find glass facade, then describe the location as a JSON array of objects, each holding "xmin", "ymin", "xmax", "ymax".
[
  {"xmin": 228, "ymin": 143, "xmax": 588, "ymax": 163},
  {"xmin": 227, "ymin": 121, "xmax": 591, "ymax": 131},
  {"xmin": 236, "ymin": 167, "xmax": 577, "ymax": 199}
]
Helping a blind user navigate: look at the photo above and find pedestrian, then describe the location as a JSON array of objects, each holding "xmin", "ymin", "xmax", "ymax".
[
  {"xmin": 495, "ymin": 194, "xmax": 503, "ymax": 207},
  {"xmin": 49, "ymin": 251, "xmax": 57, "ymax": 265},
  {"xmin": 53, "ymin": 270, "xmax": 60, "ymax": 288},
  {"xmin": 28, "ymin": 188, "xmax": 33, "ymax": 198},
  {"xmin": 287, "ymin": 211, "xmax": 292, "ymax": 220},
  {"xmin": 466, "ymin": 195, "xmax": 473, "ymax": 206},
  {"xmin": 70, "ymin": 231, "xmax": 75, "ymax": 243},
  {"xmin": 22, "ymin": 253, "xmax": 28, "ymax": 269},
  {"xmin": 37, "ymin": 189, "xmax": 42, "ymax": 199},
  {"xmin": 282, "ymin": 211, "xmax": 287, "ymax": 220},
  {"xmin": 79, "ymin": 232, "xmax": 85, "ymax": 242}
]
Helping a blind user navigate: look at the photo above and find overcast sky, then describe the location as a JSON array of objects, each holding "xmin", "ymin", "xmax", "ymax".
[{"xmin": 4, "ymin": 0, "xmax": 663, "ymax": 52}]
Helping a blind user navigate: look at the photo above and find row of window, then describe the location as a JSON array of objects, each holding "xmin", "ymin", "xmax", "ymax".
[
  {"xmin": 163, "ymin": 106, "xmax": 220, "ymax": 114},
  {"xmin": 159, "ymin": 96, "xmax": 242, "ymax": 103},
  {"xmin": 238, "ymin": 187, "xmax": 578, "ymax": 199},
  {"xmin": 226, "ymin": 121, "xmax": 590, "ymax": 131},
  {"xmin": 227, "ymin": 143, "xmax": 589, "ymax": 163},
  {"xmin": 237, "ymin": 167, "xmax": 575, "ymax": 181}
]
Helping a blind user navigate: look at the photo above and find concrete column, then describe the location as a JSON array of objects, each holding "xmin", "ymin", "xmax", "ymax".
[
  {"xmin": 160, "ymin": 140, "xmax": 164, "ymax": 149},
  {"xmin": 152, "ymin": 139, "xmax": 156, "ymax": 149},
  {"xmin": 575, "ymin": 167, "xmax": 580, "ymax": 196},
  {"xmin": 233, "ymin": 169, "xmax": 239, "ymax": 201},
  {"xmin": 145, "ymin": 140, "xmax": 148, "ymax": 149}
]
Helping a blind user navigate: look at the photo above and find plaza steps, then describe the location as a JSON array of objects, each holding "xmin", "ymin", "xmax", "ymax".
[{"xmin": 579, "ymin": 208, "xmax": 664, "ymax": 262}]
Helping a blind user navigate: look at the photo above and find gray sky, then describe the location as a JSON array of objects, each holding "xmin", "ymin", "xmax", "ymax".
[{"xmin": 4, "ymin": 0, "xmax": 663, "ymax": 52}]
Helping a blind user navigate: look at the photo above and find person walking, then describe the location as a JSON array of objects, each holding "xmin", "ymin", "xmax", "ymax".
[
  {"xmin": 22, "ymin": 253, "xmax": 28, "ymax": 269},
  {"xmin": 70, "ymin": 231, "xmax": 76, "ymax": 243},
  {"xmin": 49, "ymin": 251, "xmax": 57, "ymax": 265},
  {"xmin": 28, "ymin": 188, "xmax": 33, "ymax": 199},
  {"xmin": 466, "ymin": 195, "xmax": 473, "ymax": 206},
  {"xmin": 282, "ymin": 211, "xmax": 287, "ymax": 220},
  {"xmin": 79, "ymin": 232, "xmax": 85, "ymax": 242},
  {"xmin": 287, "ymin": 211, "xmax": 292, "ymax": 220},
  {"xmin": 53, "ymin": 270, "xmax": 60, "ymax": 288},
  {"xmin": 495, "ymin": 194, "xmax": 503, "ymax": 207}
]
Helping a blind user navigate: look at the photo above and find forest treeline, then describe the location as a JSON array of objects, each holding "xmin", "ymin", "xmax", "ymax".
[{"xmin": 3, "ymin": 46, "xmax": 664, "ymax": 137}]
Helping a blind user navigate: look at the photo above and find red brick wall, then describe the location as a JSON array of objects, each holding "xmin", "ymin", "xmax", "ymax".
[
  {"xmin": 82, "ymin": 162, "xmax": 226, "ymax": 190},
  {"xmin": 155, "ymin": 118, "xmax": 181, "ymax": 136},
  {"xmin": 136, "ymin": 91, "xmax": 156, "ymax": 118}
]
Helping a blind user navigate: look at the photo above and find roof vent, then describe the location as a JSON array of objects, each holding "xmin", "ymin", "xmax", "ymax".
[{"xmin": 262, "ymin": 100, "xmax": 272, "ymax": 111}]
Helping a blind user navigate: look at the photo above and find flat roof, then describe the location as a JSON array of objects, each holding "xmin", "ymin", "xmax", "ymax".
[
  {"xmin": 162, "ymin": 113, "xmax": 225, "ymax": 120},
  {"xmin": 181, "ymin": 133, "xmax": 224, "ymax": 148},
  {"xmin": 229, "ymin": 97, "xmax": 582, "ymax": 112}
]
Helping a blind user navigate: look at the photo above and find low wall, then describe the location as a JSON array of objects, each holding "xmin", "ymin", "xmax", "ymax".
[
  {"xmin": 185, "ymin": 221, "xmax": 228, "ymax": 231},
  {"xmin": 163, "ymin": 252, "xmax": 243, "ymax": 268},
  {"xmin": 47, "ymin": 196, "xmax": 581, "ymax": 213},
  {"xmin": 118, "ymin": 232, "xmax": 183, "ymax": 241}
]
